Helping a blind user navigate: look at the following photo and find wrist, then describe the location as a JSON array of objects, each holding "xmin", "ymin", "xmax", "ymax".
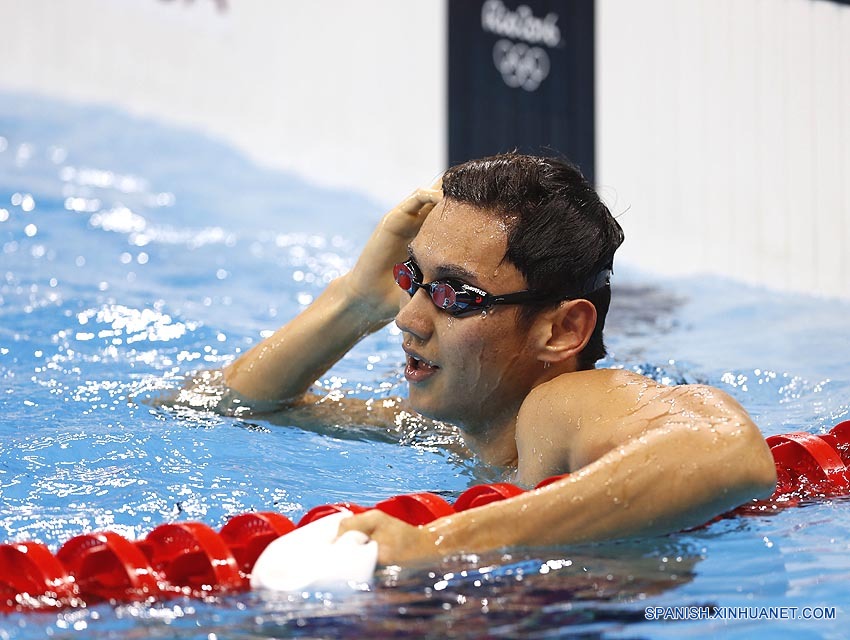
[
  {"xmin": 335, "ymin": 274, "xmax": 396, "ymax": 330},
  {"xmin": 425, "ymin": 496, "xmax": 531, "ymax": 557},
  {"xmin": 425, "ymin": 511, "xmax": 490, "ymax": 557}
]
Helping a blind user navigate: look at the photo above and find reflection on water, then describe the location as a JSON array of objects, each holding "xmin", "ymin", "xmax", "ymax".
[
  {"xmin": 1, "ymin": 93, "xmax": 849, "ymax": 638},
  {"xmin": 3, "ymin": 542, "xmax": 706, "ymax": 638},
  {"xmin": 250, "ymin": 545, "xmax": 698, "ymax": 639}
]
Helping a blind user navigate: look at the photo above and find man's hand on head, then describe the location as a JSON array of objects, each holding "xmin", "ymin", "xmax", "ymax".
[
  {"xmin": 209, "ymin": 181, "xmax": 441, "ymax": 408},
  {"xmin": 344, "ymin": 186, "xmax": 442, "ymax": 322}
]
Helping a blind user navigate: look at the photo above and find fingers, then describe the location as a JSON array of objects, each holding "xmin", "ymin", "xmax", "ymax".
[
  {"xmin": 336, "ymin": 511, "xmax": 442, "ymax": 565},
  {"xmin": 380, "ymin": 187, "xmax": 442, "ymax": 237},
  {"xmin": 336, "ymin": 511, "xmax": 402, "ymax": 565},
  {"xmin": 336, "ymin": 510, "xmax": 380, "ymax": 540},
  {"xmin": 395, "ymin": 188, "xmax": 441, "ymax": 217}
]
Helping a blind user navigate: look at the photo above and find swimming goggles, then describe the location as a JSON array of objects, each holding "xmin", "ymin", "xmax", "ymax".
[{"xmin": 393, "ymin": 259, "xmax": 555, "ymax": 317}]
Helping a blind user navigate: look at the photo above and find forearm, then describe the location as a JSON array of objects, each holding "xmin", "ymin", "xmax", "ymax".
[
  {"xmin": 223, "ymin": 275, "xmax": 389, "ymax": 404},
  {"xmin": 428, "ymin": 425, "xmax": 776, "ymax": 554}
]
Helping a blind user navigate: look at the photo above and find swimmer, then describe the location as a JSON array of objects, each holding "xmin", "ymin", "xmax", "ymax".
[{"xmin": 200, "ymin": 153, "xmax": 777, "ymax": 564}]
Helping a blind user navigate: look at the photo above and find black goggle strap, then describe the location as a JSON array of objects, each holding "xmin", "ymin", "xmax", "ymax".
[
  {"xmin": 547, "ymin": 267, "xmax": 614, "ymax": 301},
  {"xmin": 582, "ymin": 267, "xmax": 613, "ymax": 294},
  {"xmin": 487, "ymin": 289, "xmax": 551, "ymax": 306},
  {"xmin": 490, "ymin": 266, "xmax": 613, "ymax": 306}
]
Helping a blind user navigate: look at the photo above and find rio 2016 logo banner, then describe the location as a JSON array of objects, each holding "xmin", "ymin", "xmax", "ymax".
[{"xmin": 481, "ymin": 0, "xmax": 562, "ymax": 92}]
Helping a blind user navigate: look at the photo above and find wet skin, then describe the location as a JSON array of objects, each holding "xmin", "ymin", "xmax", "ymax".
[
  {"xmin": 390, "ymin": 198, "xmax": 775, "ymax": 487},
  {"xmin": 210, "ymin": 187, "xmax": 776, "ymax": 564},
  {"xmin": 339, "ymin": 199, "xmax": 776, "ymax": 563},
  {"xmin": 397, "ymin": 199, "xmax": 548, "ymax": 466}
]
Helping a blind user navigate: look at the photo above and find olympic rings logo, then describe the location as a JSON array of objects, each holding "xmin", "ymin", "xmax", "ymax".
[{"xmin": 492, "ymin": 38, "xmax": 550, "ymax": 92}]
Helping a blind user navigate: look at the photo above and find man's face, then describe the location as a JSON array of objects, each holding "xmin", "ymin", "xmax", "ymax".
[{"xmin": 395, "ymin": 199, "xmax": 541, "ymax": 432}]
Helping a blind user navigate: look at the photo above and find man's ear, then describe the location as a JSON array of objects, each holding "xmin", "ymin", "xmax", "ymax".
[{"xmin": 535, "ymin": 299, "xmax": 598, "ymax": 364}]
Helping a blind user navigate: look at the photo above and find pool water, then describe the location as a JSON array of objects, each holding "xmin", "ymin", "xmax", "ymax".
[{"xmin": 1, "ymin": 92, "xmax": 849, "ymax": 639}]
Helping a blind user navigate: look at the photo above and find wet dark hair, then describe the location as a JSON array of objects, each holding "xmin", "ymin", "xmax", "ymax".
[{"xmin": 442, "ymin": 153, "xmax": 624, "ymax": 369}]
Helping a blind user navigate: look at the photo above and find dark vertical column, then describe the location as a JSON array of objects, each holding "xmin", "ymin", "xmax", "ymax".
[{"xmin": 448, "ymin": 0, "xmax": 596, "ymax": 182}]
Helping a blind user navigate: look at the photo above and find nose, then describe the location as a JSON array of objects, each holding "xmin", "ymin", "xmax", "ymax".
[{"xmin": 395, "ymin": 289, "xmax": 434, "ymax": 342}]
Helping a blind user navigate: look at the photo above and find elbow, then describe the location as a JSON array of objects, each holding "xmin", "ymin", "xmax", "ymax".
[
  {"xmin": 748, "ymin": 438, "xmax": 778, "ymax": 500},
  {"xmin": 725, "ymin": 428, "xmax": 777, "ymax": 503}
]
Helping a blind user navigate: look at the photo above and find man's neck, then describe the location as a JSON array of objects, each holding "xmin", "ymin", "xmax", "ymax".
[
  {"xmin": 461, "ymin": 362, "xmax": 584, "ymax": 468},
  {"xmin": 459, "ymin": 411, "xmax": 520, "ymax": 470},
  {"xmin": 455, "ymin": 360, "xmax": 585, "ymax": 469}
]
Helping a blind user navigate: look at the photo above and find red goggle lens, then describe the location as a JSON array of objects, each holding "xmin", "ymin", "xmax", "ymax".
[
  {"xmin": 393, "ymin": 263, "xmax": 415, "ymax": 293},
  {"xmin": 392, "ymin": 261, "xmax": 476, "ymax": 315},
  {"xmin": 431, "ymin": 283, "xmax": 457, "ymax": 309}
]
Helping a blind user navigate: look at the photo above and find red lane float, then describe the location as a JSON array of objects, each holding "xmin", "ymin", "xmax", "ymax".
[
  {"xmin": 730, "ymin": 420, "xmax": 850, "ymax": 515},
  {"xmin": 767, "ymin": 432, "xmax": 850, "ymax": 496},
  {"xmin": 453, "ymin": 483, "xmax": 524, "ymax": 511},
  {"xmin": 375, "ymin": 492, "xmax": 455, "ymax": 525},
  {"xmin": 1, "ymin": 420, "xmax": 849, "ymax": 612},
  {"xmin": 219, "ymin": 512, "xmax": 295, "ymax": 574},
  {"xmin": 143, "ymin": 522, "xmax": 243, "ymax": 594},
  {"xmin": 0, "ymin": 542, "xmax": 76, "ymax": 612},
  {"xmin": 57, "ymin": 532, "xmax": 159, "ymax": 603},
  {"xmin": 298, "ymin": 502, "xmax": 368, "ymax": 527}
]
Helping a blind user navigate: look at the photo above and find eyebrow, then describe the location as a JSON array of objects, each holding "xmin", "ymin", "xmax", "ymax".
[{"xmin": 407, "ymin": 244, "xmax": 481, "ymax": 285}]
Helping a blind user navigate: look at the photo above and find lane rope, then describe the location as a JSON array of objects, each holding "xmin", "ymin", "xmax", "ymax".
[{"xmin": 2, "ymin": 420, "xmax": 848, "ymax": 611}]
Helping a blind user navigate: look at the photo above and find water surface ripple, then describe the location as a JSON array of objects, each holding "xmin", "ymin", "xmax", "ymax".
[{"xmin": 1, "ymin": 93, "xmax": 848, "ymax": 638}]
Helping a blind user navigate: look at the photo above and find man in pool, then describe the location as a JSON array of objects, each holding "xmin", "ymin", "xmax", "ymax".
[{"xmin": 210, "ymin": 153, "xmax": 776, "ymax": 564}]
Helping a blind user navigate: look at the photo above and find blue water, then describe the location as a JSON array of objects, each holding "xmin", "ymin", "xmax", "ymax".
[{"xmin": 1, "ymin": 92, "xmax": 849, "ymax": 639}]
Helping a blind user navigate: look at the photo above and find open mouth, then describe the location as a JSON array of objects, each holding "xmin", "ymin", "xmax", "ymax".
[{"xmin": 404, "ymin": 353, "xmax": 439, "ymax": 382}]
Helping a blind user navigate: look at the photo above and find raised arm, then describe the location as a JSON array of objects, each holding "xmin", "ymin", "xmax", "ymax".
[{"xmin": 221, "ymin": 188, "xmax": 441, "ymax": 407}]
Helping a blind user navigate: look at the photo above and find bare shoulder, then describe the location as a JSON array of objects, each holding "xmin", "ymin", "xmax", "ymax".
[
  {"xmin": 515, "ymin": 368, "xmax": 765, "ymax": 484},
  {"xmin": 522, "ymin": 368, "xmax": 755, "ymax": 428},
  {"xmin": 514, "ymin": 369, "xmax": 639, "ymax": 483},
  {"xmin": 518, "ymin": 368, "xmax": 661, "ymax": 420}
]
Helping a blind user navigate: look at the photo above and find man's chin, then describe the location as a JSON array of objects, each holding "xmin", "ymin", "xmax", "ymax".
[{"xmin": 407, "ymin": 390, "xmax": 455, "ymax": 423}]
